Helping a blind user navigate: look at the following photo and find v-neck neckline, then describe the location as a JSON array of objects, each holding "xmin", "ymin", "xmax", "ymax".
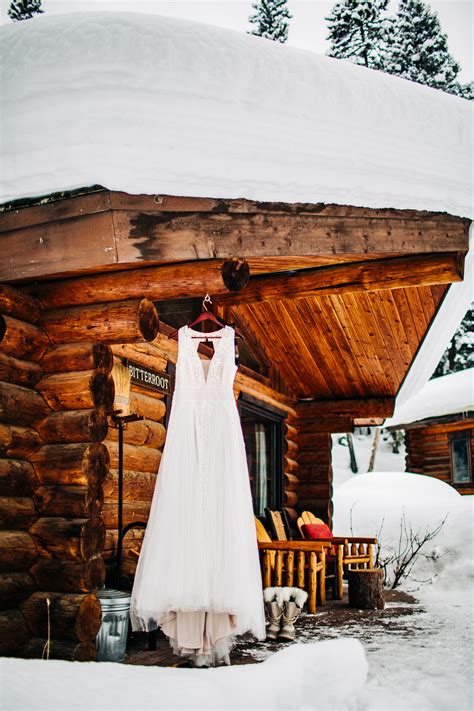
[{"xmin": 185, "ymin": 325, "xmax": 228, "ymax": 385}]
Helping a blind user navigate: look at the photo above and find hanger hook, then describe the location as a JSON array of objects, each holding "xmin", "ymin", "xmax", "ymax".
[{"xmin": 202, "ymin": 293, "xmax": 212, "ymax": 312}]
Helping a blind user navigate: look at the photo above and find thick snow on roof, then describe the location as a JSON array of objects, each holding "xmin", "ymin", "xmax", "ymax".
[
  {"xmin": 0, "ymin": 12, "xmax": 472, "ymax": 215},
  {"xmin": 385, "ymin": 368, "xmax": 474, "ymax": 428}
]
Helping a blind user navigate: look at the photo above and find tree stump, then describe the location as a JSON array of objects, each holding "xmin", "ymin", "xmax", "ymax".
[{"xmin": 348, "ymin": 568, "xmax": 384, "ymax": 610}]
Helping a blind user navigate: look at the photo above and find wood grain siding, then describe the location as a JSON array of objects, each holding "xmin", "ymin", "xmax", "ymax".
[{"xmin": 233, "ymin": 283, "xmax": 448, "ymax": 400}]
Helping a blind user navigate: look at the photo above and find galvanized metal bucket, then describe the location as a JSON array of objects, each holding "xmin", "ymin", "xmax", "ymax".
[{"xmin": 95, "ymin": 589, "xmax": 131, "ymax": 662}]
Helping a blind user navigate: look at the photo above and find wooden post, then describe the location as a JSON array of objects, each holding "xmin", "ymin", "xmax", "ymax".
[
  {"xmin": 348, "ymin": 569, "xmax": 385, "ymax": 609},
  {"xmin": 308, "ymin": 552, "xmax": 317, "ymax": 614}
]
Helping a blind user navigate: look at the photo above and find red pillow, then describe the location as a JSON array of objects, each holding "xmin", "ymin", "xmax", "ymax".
[{"xmin": 302, "ymin": 523, "xmax": 333, "ymax": 540}]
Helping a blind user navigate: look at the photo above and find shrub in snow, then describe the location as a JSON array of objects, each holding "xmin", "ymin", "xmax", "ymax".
[
  {"xmin": 248, "ymin": 0, "xmax": 292, "ymax": 43},
  {"xmin": 333, "ymin": 471, "xmax": 471, "ymax": 590},
  {"xmin": 8, "ymin": 0, "xmax": 43, "ymax": 22}
]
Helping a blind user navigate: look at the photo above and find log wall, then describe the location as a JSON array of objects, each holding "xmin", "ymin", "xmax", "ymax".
[
  {"xmin": 405, "ymin": 420, "xmax": 474, "ymax": 495},
  {"xmin": 102, "ymin": 349, "xmax": 167, "ymax": 586},
  {"xmin": 0, "ymin": 289, "xmax": 165, "ymax": 659},
  {"xmin": 0, "ymin": 286, "xmax": 44, "ymax": 656}
]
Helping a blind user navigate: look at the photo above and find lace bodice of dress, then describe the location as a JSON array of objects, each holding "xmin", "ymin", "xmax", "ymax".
[{"xmin": 175, "ymin": 325, "xmax": 237, "ymax": 398}]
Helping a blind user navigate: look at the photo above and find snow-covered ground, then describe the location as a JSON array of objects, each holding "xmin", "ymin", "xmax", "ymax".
[{"xmin": 331, "ymin": 432, "xmax": 474, "ymax": 710}]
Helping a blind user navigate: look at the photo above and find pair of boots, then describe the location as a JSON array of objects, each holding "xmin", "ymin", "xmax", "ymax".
[{"xmin": 263, "ymin": 587, "xmax": 308, "ymax": 642}]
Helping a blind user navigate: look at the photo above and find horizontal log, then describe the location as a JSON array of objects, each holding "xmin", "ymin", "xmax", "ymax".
[
  {"xmin": 297, "ymin": 398, "xmax": 395, "ymax": 419},
  {"xmin": 0, "ymin": 424, "xmax": 43, "ymax": 459},
  {"xmin": 284, "ymin": 456, "xmax": 298, "ymax": 474},
  {"xmin": 30, "ymin": 517, "xmax": 106, "ymax": 561},
  {"xmin": 298, "ymin": 464, "xmax": 332, "ymax": 483},
  {"xmin": 36, "ymin": 408, "xmax": 108, "ymax": 444},
  {"xmin": 284, "ymin": 471, "xmax": 300, "ymax": 492},
  {"xmin": 34, "ymin": 485, "xmax": 103, "ymax": 519},
  {"xmin": 106, "ymin": 442, "xmax": 162, "ymax": 474},
  {"xmin": 30, "ymin": 556, "xmax": 105, "ymax": 594},
  {"xmin": 41, "ymin": 298, "xmax": 160, "ymax": 344},
  {"xmin": 37, "ymin": 370, "xmax": 115, "ymax": 411},
  {"xmin": 31, "ymin": 442, "xmax": 109, "ymax": 487},
  {"xmin": 103, "ymin": 469, "xmax": 157, "ymax": 501},
  {"xmin": 106, "ymin": 418, "xmax": 166, "ymax": 448},
  {"xmin": 297, "ymin": 417, "xmax": 355, "ymax": 434},
  {"xmin": 0, "ymin": 572, "xmax": 36, "ymax": 611},
  {"xmin": 0, "ymin": 496, "xmax": 37, "ymax": 530},
  {"xmin": 297, "ymin": 483, "xmax": 333, "ymax": 499},
  {"xmin": 22, "ymin": 637, "xmax": 96, "ymax": 661},
  {"xmin": 0, "ymin": 381, "xmax": 50, "ymax": 427},
  {"xmin": 0, "ymin": 608, "xmax": 30, "ymax": 656},
  {"xmin": 284, "ymin": 439, "xmax": 299, "ymax": 458},
  {"xmin": 129, "ymin": 390, "xmax": 166, "ymax": 422},
  {"xmin": 30, "ymin": 260, "xmax": 226, "ymax": 308},
  {"xmin": 0, "ymin": 352, "xmax": 43, "ymax": 388},
  {"xmin": 298, "ymin": 428, "xmax": 353, "ymax": 446},
  {"xmin": 112, "ymin": 343, "xmax": 168, "ymax": 372},
  {"xmin": 298, "ymin": 449, "xmax": 332, "ymax": 466},
  {"xmin": 285, "ymin": 423, "xmax": 298, "ymax": 441},
  {"xmin": 284, "ymin": 490, "xmax": 298, "ymax": 507},
  {"xmin": 102, "ymin": 500, "xmax": 151, "ymax": 529},
  {"xmin": 41, "ymin": 342, "xmax": 114, "ymax": 374},
  {"xmin": 216, "ymin": 253, "xmax": 464, "ymax": 307},
  {"xmin": 20, "ymin": 591, "xmax": 102, "ymax": 642},
  {"xmin": 0, "ymin": 284, "xmax": 42, "ymax": 323},
  {"xmin": 0, "ymin": 530, "xmax": 37, "ymax": 572},
  {"xmin": 0, "ymin": 314, "xmax": 50, "ymax": 361},
  {"xmin": 0, "ymin": 458, "xmax": 39, "ymax": 496}
]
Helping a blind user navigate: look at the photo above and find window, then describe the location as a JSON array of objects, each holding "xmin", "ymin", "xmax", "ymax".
[
  {"xmin": 239, "ymin": 395, "xmax": 285, "ymax": 516},
  {"xmin": 449, "ymin": 433, "xmax": 472, "ymax": 485}
]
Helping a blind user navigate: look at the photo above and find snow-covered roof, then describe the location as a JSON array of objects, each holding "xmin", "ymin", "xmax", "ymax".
[
  {"xmin": 0, "ymin": 12, "xmax": 472, "ymax": 216},
  {"xmin": 385, "ymin": 368, "xmax": 474, "ymax": 428}
]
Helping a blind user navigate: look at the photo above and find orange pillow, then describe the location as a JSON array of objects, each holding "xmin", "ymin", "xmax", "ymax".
[{"xmin": 302, "ymin": 523, "xmax": 333, "ymax": 540}]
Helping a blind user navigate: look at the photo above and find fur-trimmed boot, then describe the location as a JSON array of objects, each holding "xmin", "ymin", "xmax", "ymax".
[
  {"xmin": 278, "ymin": 588, "xmax": 308, "ymax": 642},
  {"xmin": 263, "ymin": 587, "xmax": 284, "ymax": 640}
]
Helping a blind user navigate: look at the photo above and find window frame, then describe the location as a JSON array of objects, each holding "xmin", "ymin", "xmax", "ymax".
[
  {"xmin": 238, "ymin": 393, "xmax": 286, "ymax": 514},
  {"xmin": 448, "ymin": 430, "xmax": 473, "ymax": 487}
]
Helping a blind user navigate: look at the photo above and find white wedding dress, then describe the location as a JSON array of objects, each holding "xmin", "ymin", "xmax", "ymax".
[{"xmin": 130, "ymin": 325, "xmax": 265, "ymax": 665}]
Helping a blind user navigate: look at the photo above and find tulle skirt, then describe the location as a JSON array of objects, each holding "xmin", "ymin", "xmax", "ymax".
[{"xmin": 129, "ymin": 391, "xmax": 266, "ymax": 664}]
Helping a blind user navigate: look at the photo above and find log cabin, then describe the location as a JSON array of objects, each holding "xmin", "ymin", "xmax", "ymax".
[
  {"xmin": 0, "ymin": 12, "xmax": 472, "ymax": 659},
  {"xmin": 385, "ymin": 369, "xmax": 474, "ymax": 494}
]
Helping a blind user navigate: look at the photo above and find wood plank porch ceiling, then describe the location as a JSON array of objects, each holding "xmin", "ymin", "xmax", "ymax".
[{"xmin": 232, "ymin": 283, "xmax": 447, "ymax": 400}]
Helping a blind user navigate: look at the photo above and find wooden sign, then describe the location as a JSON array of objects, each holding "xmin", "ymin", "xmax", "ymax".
[{"xmin": 127, "ymin": 360, "xmax": 171, "ymax": 395}]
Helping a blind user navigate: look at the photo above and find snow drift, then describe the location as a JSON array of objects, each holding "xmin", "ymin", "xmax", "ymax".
[
  {"xmin": 333, "ymin": 471, "xmax": 473, "ymax": 590},
  {"xmin": 0, "ymin": 12, "xmax": 471, "ymax": 217},
  {"xmin": 1, "ymin": 638, "xmax": 368, "ymax": 710}
]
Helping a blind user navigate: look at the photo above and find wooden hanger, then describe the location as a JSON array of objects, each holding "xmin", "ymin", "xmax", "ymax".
[{"xmin": 170, "ymin": 294, "xmax": 244, "ymax": 343}]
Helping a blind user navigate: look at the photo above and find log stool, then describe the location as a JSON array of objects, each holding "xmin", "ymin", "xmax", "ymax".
[{"xmin": 348, "ymin": 568, "xmax": 384, "ymax": 610}]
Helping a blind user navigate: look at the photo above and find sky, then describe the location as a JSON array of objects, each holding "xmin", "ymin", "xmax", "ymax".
[{"xmin": 0, "ymin": 0, "xmax": 472, "ymax": 81}]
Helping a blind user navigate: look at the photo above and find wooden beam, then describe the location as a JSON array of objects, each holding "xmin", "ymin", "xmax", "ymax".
[
  {"xmin": 112, "ymin": 210, "xmax": 469, "ymax": 263},
  {"xmin": 28, "ymin": 261, "xmax": 226, "ymax": 309},
  {"xmin": 215, "ymin": 253, "xmax": 464, "ymax": 307},
  {"xmin": 1, "ymin": 191, "xmax": 469, "ymax": 282},
  {"xmin": 297, "ymin": 398, "xmax": 395, "ymax": 419}
]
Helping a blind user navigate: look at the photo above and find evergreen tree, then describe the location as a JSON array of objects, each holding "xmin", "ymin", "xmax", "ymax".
[
  {"xmin": 326, "ymin": 0, "xmax": 388, "ymax": 69},
  {"xmin": 384, "ymin": 0, "xmax": 467, "ymax": 97},
  {"xmin": 248, "ymin": 0, "xmax": 292, "ymax": 43},
  {"xmin": 8, "ymin": 0, "xmax": 44, "ymax": 21},
  {"xmin": 432, "ymin": 305, "xmax": 474, "ymax": 378}
]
